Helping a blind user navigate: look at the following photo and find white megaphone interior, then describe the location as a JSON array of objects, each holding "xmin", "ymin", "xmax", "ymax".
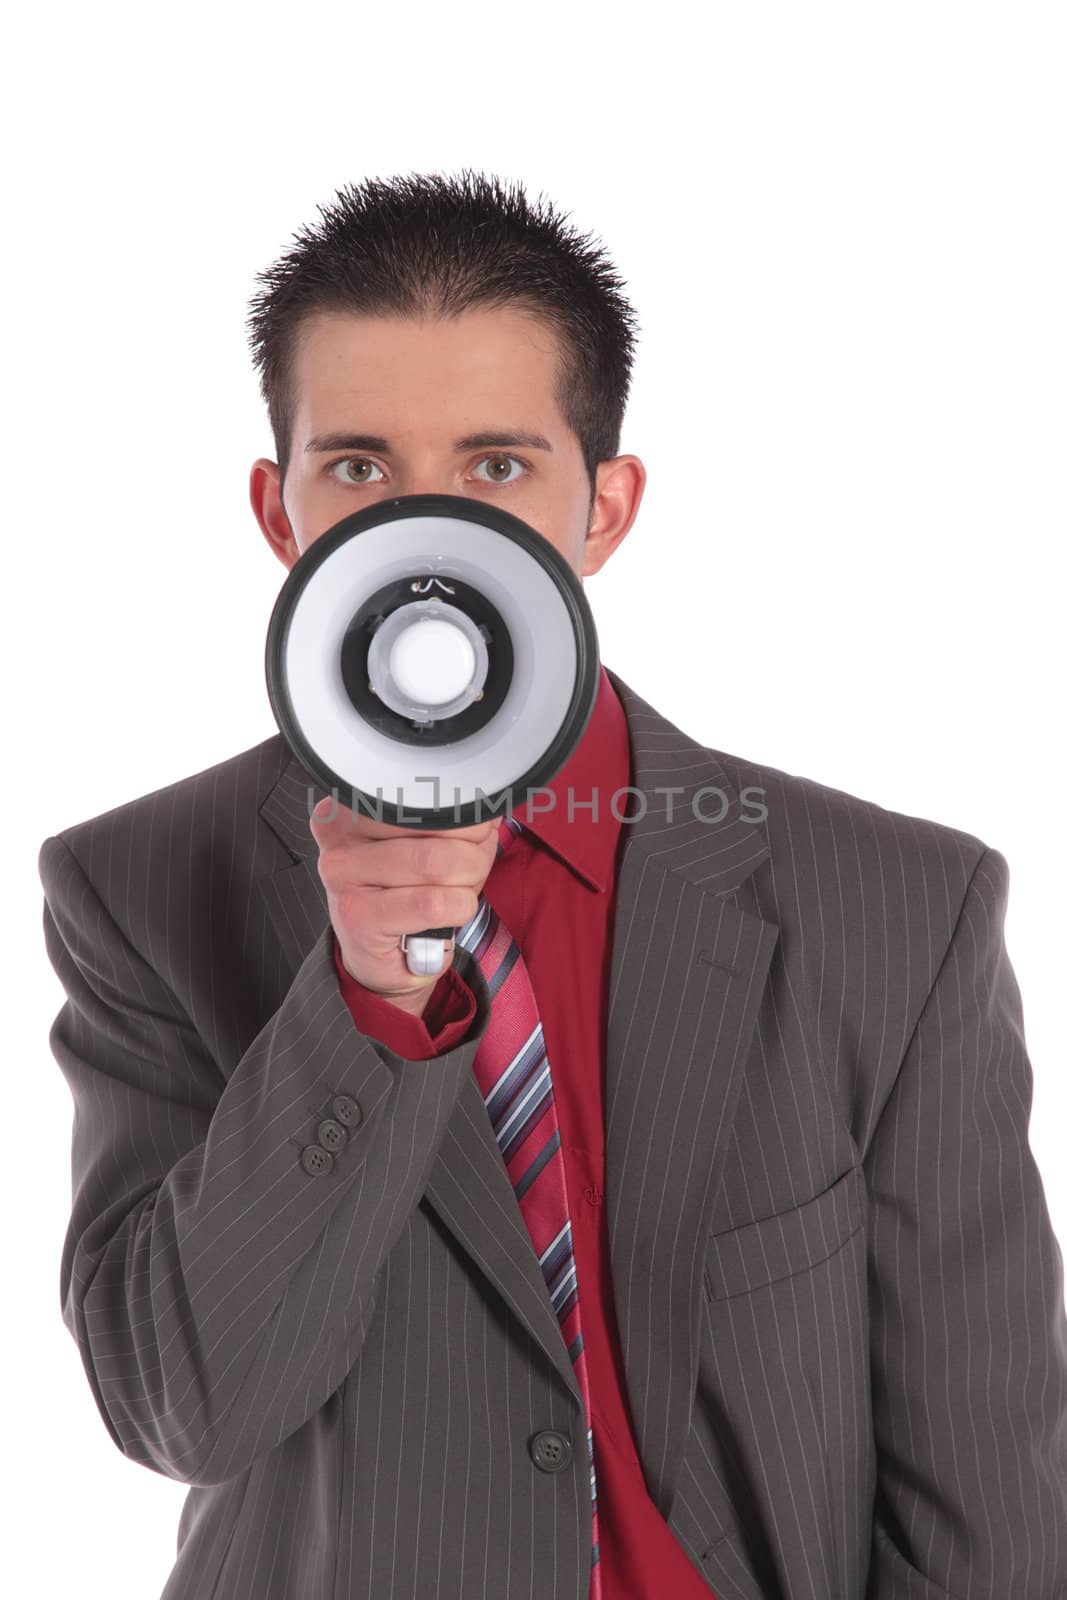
[{"xmin": 283, "ymin": 511, "xmax": 578, "ymax": 811}]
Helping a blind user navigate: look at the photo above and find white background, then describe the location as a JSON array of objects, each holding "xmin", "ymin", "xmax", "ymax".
[{"xmin": 7, "ymin": 2, "xmax": 1065, "ymax": 1594}]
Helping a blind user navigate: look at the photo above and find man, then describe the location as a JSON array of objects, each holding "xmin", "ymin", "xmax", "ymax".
[{"xmin": 39, "ymin": 169, "xmax": 1067, "ymax": 1598}]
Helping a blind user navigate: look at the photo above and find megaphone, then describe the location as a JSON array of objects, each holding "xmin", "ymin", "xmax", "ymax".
[{"xmin": 265, "ymin": 493, "xmax": 600, "ymax": 978}]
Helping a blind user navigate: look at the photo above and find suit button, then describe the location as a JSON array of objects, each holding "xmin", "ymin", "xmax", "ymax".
[
  {"xmin": 317, "ymin": 1117, "xmax": 347, "ymax": 1152},
  {"xmin": 529, "ymin": 1430, "xmax": 573, "ymax": 1473},
  {"xmin": 301, "ymin": 1144, "xmax": 334, "ymax": 1177},
  {"xmin": 331, "ymin": 1094, "xmax": 362, "ymax": 1128}
]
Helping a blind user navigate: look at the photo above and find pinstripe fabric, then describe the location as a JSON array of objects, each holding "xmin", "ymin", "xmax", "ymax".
[
  {"xmin": 457, "ymin": 814, "xmax": 602, "ymax": 1591},
  {"xmin": 37, "ymin": 665, "xmax": 1067, "ymax": 1598}
]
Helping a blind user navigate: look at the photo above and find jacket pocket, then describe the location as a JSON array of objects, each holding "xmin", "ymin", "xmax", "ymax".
[{"xmin": 703, "ymin": 1164, "xmax": 865, "ymax": 1301}]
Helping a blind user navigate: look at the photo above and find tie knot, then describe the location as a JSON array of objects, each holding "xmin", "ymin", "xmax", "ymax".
[{"xmin": 496, "ymin": 815, "xmax": 524, "ymax": 857}]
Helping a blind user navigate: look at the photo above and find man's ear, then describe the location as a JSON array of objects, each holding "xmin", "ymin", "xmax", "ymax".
[
  {"xmin": 582, "ymin": 455, "xmax": 646, "ymax": 578},
  {"xmin": 249, "ymin": 458, "xmax": 300, "ymax": 571}
]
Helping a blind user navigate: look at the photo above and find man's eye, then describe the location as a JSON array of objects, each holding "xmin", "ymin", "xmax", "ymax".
[
  {"xmin": 471, "ymin": 454, "xmax": 527, "ymax": 485},
  {"xmin": 326, "ymin": 457, "xmax": 383, "ymax": 485}
]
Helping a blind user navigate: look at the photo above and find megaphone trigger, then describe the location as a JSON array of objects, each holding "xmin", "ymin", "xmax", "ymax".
[{"xmin": 398, "ymin": 928, "xmax": 456, "ymax": 979}]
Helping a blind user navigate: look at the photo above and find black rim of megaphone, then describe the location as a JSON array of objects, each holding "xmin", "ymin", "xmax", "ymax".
[{"xmin": 265, "ymin": 493, "xmax": 601, "ymax": 830}]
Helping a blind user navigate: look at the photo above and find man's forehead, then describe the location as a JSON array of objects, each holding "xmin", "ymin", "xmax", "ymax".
[{"xmin": 289, "ymin": 308, "xmax": 567, "ymax": 448}]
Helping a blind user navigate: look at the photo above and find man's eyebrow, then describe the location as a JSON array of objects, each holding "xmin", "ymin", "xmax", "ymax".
[{"xmin": 304, "ymin": 428, "xmax": 554, "ymax": 455}]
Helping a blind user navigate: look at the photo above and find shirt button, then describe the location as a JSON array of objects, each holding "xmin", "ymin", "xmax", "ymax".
[
  {"xmin": 529, "ymin": 1430, "xmax": 573, "ymax": 1473},
  {"xmin": 331, "ymin": 1094, "xmax": 362, "ymax": 1128},
  {"xmin": 317, "ymin": 1117, "xmax": 347, "ymax": 1153},
  {"xmin": 300, "ymin": 1144, "xmax": 334, "ymax": 1178}
]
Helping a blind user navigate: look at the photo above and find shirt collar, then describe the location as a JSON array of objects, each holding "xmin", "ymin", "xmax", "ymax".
[{"xmin": 509, "ymin": 664, "xmax": 631, "ymax": 893}]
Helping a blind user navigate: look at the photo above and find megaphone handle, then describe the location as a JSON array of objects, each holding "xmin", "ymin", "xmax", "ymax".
[{"xmin": 399, "ymin": 926, "xmax": 456, "ymax": 979}]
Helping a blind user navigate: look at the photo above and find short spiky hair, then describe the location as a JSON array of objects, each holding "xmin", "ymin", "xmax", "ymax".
[{"xmin": 245, "ymin": 169, "xmax": 641, "ymax": 500}]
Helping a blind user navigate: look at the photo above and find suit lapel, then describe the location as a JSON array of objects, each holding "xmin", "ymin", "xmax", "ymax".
[
  {"xmin": 254, "ymin": 666, "xmax": 779, "ymax": 1517},
  {"xmin": 599, "ymin": 672, "xmax": 779, "ymax": 1516}
]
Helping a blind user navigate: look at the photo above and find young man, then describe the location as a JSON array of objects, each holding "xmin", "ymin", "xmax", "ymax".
[{"xmin": 38, "ymin": 169, "xmax": 1067, "ymax": 1599}]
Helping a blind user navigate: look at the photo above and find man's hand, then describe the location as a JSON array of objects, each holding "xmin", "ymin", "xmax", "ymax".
[{"xmin": 309, "ymin": 799, "xmax": 501, "ymax": 1018}]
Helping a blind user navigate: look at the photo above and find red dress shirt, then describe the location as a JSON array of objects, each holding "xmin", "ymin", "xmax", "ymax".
[{"xmin": 332, "ymin": 665, "xmax": 713, "ymax": 1597}]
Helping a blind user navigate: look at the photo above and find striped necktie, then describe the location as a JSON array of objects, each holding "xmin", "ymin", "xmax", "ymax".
[{"xmin": 454, "ymin": 814, "xmax": 602, "ymax": 1596}]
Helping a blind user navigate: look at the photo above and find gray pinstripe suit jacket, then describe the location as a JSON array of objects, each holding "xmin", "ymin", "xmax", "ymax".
[{"xmin": 39, "ymin": 668, "xmax": 1067, "ymax": 1598}]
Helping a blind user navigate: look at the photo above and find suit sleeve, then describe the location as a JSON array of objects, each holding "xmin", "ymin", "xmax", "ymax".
[
  {"xmin": 863, "ymin": 844, "xmax": 1067, "ymax": 1597},
  {"xmin": 332, "ymin": 935, "xmax": 477, "ymax": 1058},
  {"xmin": 38, "ymin": 832, "xmax": 489, "ymax": 1489}
]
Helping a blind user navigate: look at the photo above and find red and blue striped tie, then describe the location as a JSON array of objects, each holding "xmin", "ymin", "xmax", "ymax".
[{"xmin": 455, "ymin": 814, "xmax": 602, "ymax": 1596}]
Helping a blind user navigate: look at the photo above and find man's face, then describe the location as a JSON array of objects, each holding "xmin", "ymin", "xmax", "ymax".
[{"xmin": 249, "ymin": 305, "xmax": 645, "ymax": 581}]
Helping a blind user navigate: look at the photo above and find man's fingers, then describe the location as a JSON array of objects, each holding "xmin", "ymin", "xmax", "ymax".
[{"xmin": 309, "ymin": 799, "xmax": 499, "ymax": 846}]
